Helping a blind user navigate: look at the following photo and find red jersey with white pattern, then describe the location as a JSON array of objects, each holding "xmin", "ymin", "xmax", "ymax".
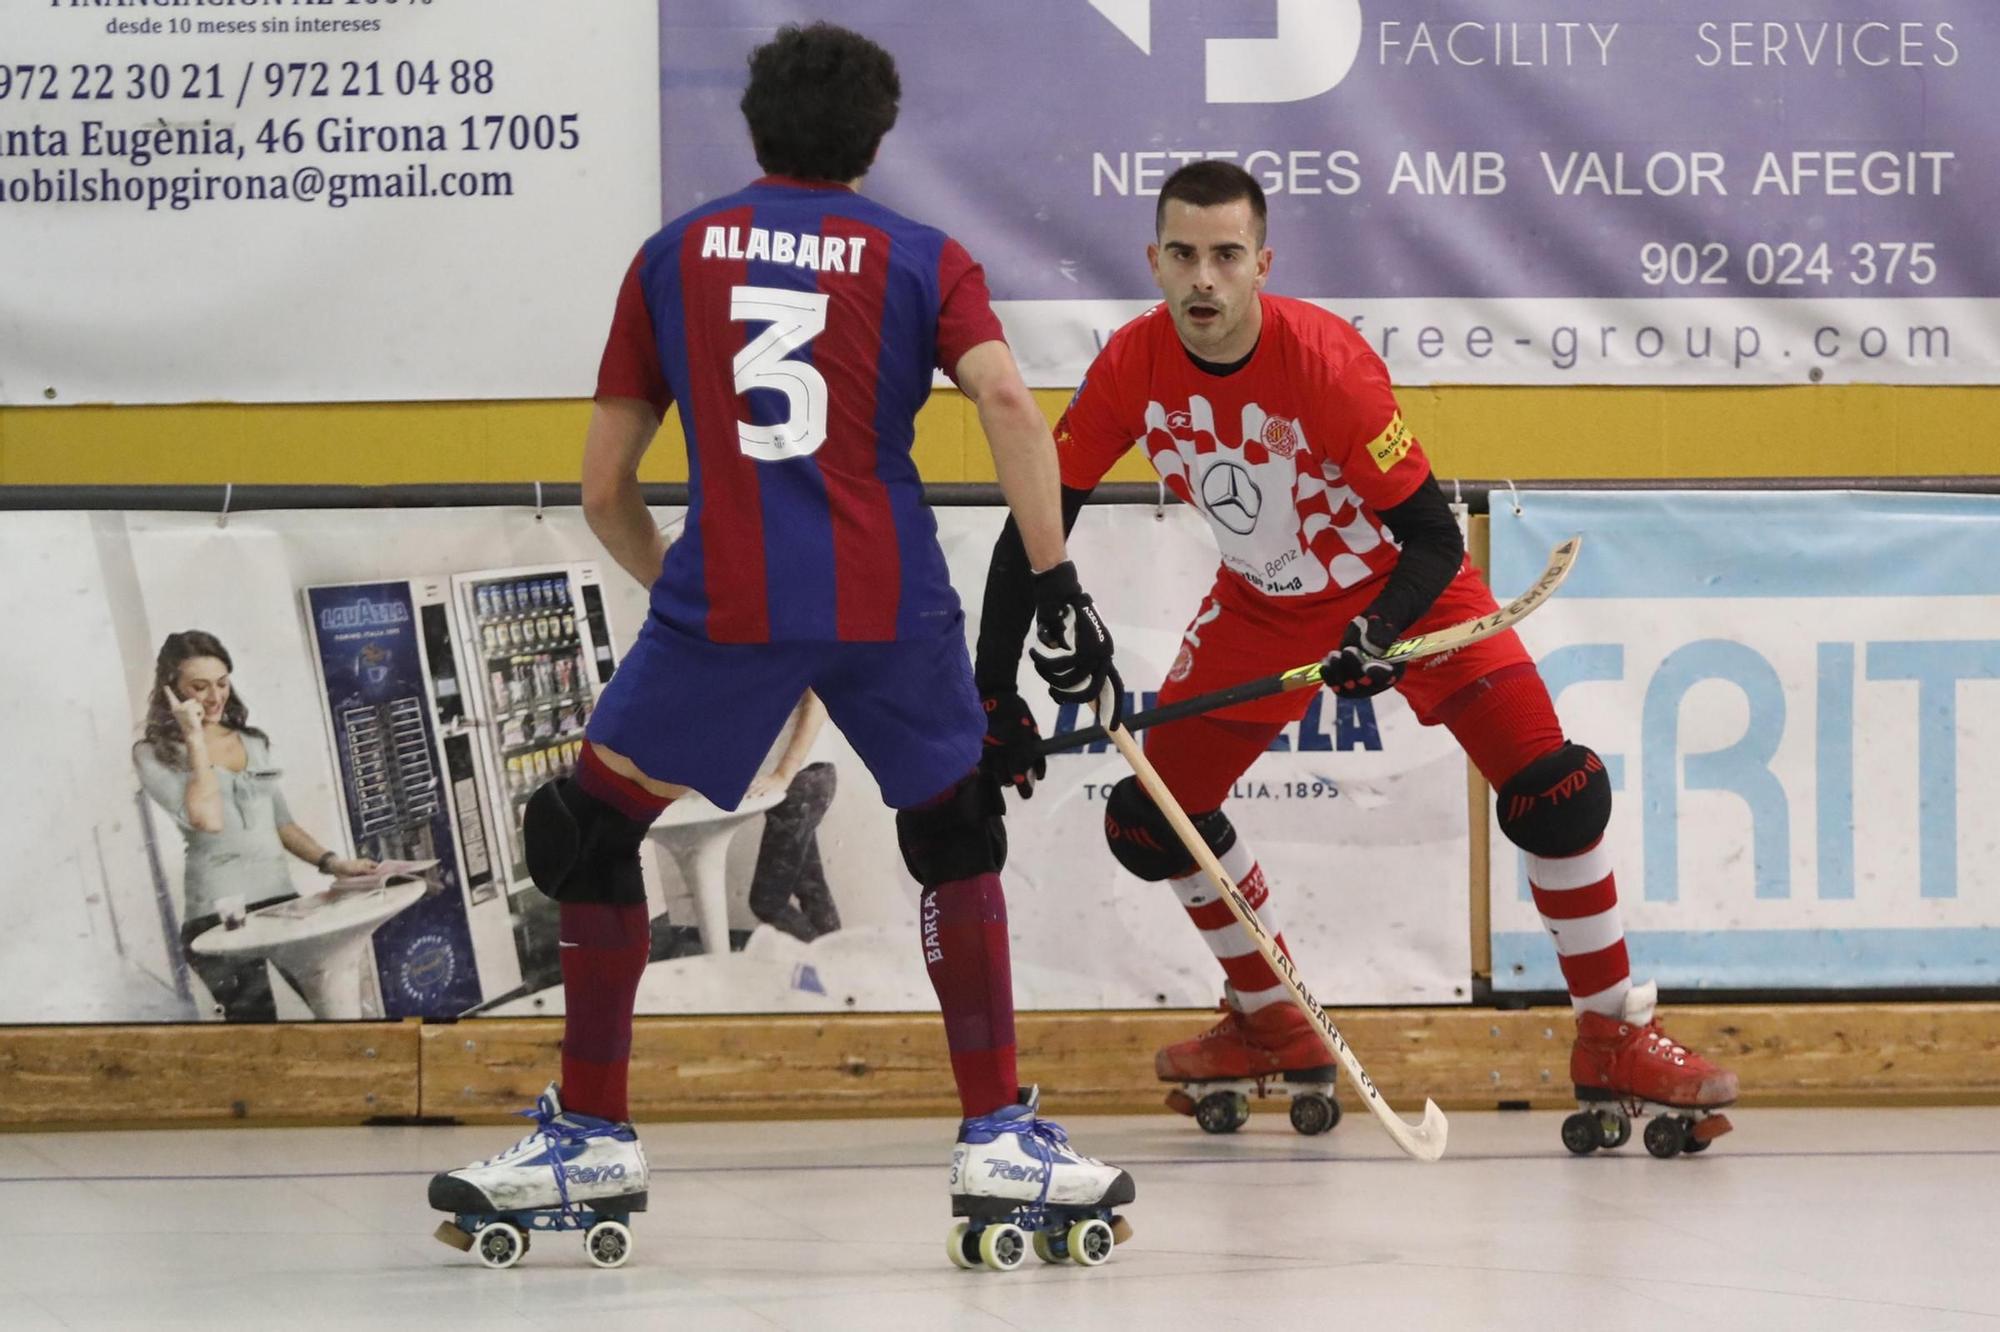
[{"xmin": 1056, "ymin": 293, "xmax": 1430, "ymax": 607}]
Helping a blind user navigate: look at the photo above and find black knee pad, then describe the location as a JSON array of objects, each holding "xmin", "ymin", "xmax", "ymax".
[
  {"xmin": 896, "ymin": 773, "xmax": 1007, "ymax": 887},
  {"xmin": 522, "ymin": 777, "xmax": 651, "ymax": 905},
  {"xmin": 1102, "ymin": 776, "xmax": 1235, "ymax": 881},
  {"xmin": 1496, "ymin": 743, "xmax": 1612, "ymax": 858}
]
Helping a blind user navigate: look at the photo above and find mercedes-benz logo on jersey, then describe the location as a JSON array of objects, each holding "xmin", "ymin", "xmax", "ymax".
[
  {"xmin": 1200, "ymin": 461, "xmax": 1262, "ymax": 535},
  {"xmin": 1086, "ymin": 0, "xmax": 1365, "ymax": 104}
]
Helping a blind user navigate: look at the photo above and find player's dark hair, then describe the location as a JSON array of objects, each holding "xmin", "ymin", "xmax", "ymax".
[
  {"xmin": 740, "ymin": 22, "xmax": 901, "ymax": 184},
  {"xmin": 1156, "ymin": 160, "xmax": 1268, "ymax": 245}
]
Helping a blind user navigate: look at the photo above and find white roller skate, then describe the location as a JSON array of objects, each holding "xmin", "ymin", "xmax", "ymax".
[
  {"xmin": 428, "ymin": 1083, "xmax": 648, "ymax": 1269},
  {"xmin": 946, "ymin": 1086, "xmax": 1135, "ymax": 1272}
]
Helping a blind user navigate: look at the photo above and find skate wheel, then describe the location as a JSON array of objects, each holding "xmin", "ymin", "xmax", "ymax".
[
  {"xmin": 1560, "ymin": 1111, "xmax": 1600, "ymax": 1155},
  {"xmin": 432, "ymin": 1220, "xmax": 474, "ymax": 1252},
  {"xmin": 1032, "ymin": 1229, "xmax": 1065, "ymax": 1264},
  {"xmin": 947, "ymin": 1221, "xmax": 980, "ymax": 1271},
  {"xmin": 1642, "ymin": 1114, "xmax": 1684, "ymax": 1160},
  {"xmin": 474, "ymin": 1220, "xmax": 526, "ymax": 1269},
  {"xmin": 1597, "ymin": 1108, "xmax": 1632, "ymax": 1150},
  {"xmin": 584, "ymin": 1219, "xmax": 632, "ymax": 1269},
  {"xmin": 1194, "ymin": 1091, "xmax": 1249, "ymax": 1134},
  {"xmin": 1287, "ymin": 1092, "xmax": 1340, "ymax": 1137},
  {"xmin": 978, "ymin": 1222, "xmax": 1028, "ymax": 1272},
  {"xmin": 1163, "ymin": 1088, "xmax": 1197, "ymax": 1117},
  {"xmin": 1066, "ymin": 1217, "xmax": 1115, "ymax": 1267}
]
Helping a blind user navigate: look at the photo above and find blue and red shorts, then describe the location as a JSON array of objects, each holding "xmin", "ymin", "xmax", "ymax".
[{"xmin": 585, "ymin": 614, "xmax": 984, "ymax": 811}]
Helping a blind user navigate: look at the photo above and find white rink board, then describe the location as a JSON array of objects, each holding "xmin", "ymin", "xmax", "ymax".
[{"xmin": 0, "ymin": 502, "xmax": 1470, "ymax": 1023}]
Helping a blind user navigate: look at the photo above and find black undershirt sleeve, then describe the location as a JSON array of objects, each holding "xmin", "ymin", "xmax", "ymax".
[
  {"xmin": 1360, "ymin": 474, "xmax": 1464, "ymax": 643},
  {"xmin": 973, "ymin": 485, "xmax": 1094, "ymax": 695}
]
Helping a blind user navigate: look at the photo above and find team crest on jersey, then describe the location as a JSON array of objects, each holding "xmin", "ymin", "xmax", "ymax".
[
  {"xmin": 1167, "ymin": 409, "xmax": 1193, "ymax": 433},
  {"xmin": 1168, "ymin": 643, "xmax": 1194, "ymax": 682},
  {"xmin": 1260, "ymin": 415, "xmax": 1301, "ymax": 459}
]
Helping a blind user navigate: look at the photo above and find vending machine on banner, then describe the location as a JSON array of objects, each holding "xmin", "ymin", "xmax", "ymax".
[
  {"xmin": 301, "ymin": 578, "xmax": 491, "ymax": 1018},
  {"xmin": 300, "ymin": 562, "xmax": 619, "ymax": 1015},
  {"xmin": 446, "ymin": 563, "xmax": 619, "ymax": 895}
]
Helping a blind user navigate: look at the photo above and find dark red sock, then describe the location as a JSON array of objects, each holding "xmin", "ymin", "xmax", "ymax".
[
  {"xmin": 559, "ymin": 900, "xmax": 653, "ymax": 1123},
  {"xmin": 921, "ymin": 871, "xmax": 1018, "ymax": 1118},
  {"xmin": 575, "ymin": 743, "xmax": 674, "ymax": 822}
]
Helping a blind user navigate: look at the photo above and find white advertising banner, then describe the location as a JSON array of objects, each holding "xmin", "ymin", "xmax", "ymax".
[
  {"xmin": 1489, "ymin": 491, "xmax": 2000, "ymax": 991},
  {"xmin": 0, "ymin": 1, "xmax": 660, "ymax": 404},
  {"xmin": 0, "ymin": 500, "xmax": 1469, "ymax": 1023}
]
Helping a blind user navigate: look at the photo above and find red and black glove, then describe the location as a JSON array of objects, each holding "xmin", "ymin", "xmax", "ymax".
[
  {"xmin": 1321, "ymin": 614, "xmax": 1405, "ymax": 699},
  {"xmin": 980, "ymin": 691, "xmax": 1048, "ymax": 799}
]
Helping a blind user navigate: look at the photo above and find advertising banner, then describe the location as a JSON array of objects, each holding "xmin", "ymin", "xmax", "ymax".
[
  {"xmin": 1489, "ymin": 490, "xmax": 2000, "ymax": 991},
  {"xmin": 1, "ymin": 1, "xmax": 660, "ymax": 404},
  {"xmin": 0, "ymin": 500, "xmax": 1469, "ymax": 1023},
  {"xmin": 665, "ymin": 1, "xmax": 2000, "ymax": 386}
]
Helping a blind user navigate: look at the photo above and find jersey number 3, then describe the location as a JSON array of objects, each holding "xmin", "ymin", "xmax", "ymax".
[{"xmin": 731, "ymin": 285, "xmax": 830, "ymax": 461}]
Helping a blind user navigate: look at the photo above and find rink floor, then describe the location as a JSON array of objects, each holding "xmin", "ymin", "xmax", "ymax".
[{"xmin": 2, "ymin": 1106, "xmax": 1996, "ymax": 1331}]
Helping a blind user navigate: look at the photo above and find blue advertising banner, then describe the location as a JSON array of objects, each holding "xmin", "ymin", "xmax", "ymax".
[
  {"xmin": 663, "ymin": 1, "xmax": 2000, "ymax": 384},
  {"xmin": 1489, "ymin": 491, "xmax": 2000, "ymax": 990},
  {"xmin": 306, "ymin": 582, "xmax": 483, "ymax": 1017}
]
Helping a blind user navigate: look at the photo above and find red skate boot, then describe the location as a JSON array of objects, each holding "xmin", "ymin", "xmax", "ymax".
[
  {"xmin": 1562, "ymin": 982, "xmax": 1739, "ymax": 1159},
  {"xmin": 1156, "ymin": 998, "xmax": 1342, "ymax": 1137}
]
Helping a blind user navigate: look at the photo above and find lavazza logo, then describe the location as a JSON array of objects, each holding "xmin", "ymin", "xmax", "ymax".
[{"xmin": 1087, "ymin": 0, "xmax": 1365, "ymax": 102}]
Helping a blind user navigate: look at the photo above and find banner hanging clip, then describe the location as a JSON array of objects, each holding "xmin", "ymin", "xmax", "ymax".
[
  {"xmin": 533, "ymin": 481, "xmax": 545, "ymax": 522},
  {"xmin": 1503, "ymin": 479, "xmax": 1522, "ymax": 517},
  {"xmin": 216, "ymin": 482, "xmax": 233, "ymax": 530}
]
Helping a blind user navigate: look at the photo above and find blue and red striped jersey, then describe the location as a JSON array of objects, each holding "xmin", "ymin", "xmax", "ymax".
[{"xmin": 596, "ymin": 176, "xmax": 1006, "ymax": 644}]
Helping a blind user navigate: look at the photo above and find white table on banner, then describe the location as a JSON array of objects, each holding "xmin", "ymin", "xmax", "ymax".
[
  {"xmin": 645, "ymin": 789, "xmax": 785, "ymax": 954},
  {"xmin": 189, "ymin": 882, "xmax": 427, "ymax": 1019}
]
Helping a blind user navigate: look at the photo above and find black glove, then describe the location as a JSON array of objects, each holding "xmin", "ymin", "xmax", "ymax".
[
  {"xmin": 980, "ymin": 691, "xmax": 1047, "ymax": 799},
  {"xmin": 1321, "ymin": 613, "xmax": 1405, "ymax": 699},
  {"xmin": 1027, "ymin": 560, "xmax": 1124, "ymax": 724}
]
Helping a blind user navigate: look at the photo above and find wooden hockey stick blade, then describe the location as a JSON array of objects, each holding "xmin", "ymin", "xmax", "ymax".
[
  {"xmin": 1377, "ymin": 534, "xmax": 1582, "ymax": 664},
  {"xmin": 1105, "ymin": 724, "xmax": 1448, "ymax": 1162},
  {"xmin": 1040, "ymin": 536, "xmax": 1581, "ymax": 755}
]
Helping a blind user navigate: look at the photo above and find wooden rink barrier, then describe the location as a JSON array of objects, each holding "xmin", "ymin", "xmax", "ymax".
[{"xmin": 3, "ymin": 1003, "xmax": 1997, "ymax": 1128}]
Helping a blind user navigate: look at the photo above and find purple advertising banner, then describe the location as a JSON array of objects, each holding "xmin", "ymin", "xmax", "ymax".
[{"xmin": 662, "ymin": 1, "xmax": 1999, "ymax": 384}]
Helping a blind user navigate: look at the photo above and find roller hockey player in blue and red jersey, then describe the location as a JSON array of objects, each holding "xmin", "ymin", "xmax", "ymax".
[
  {"xmin": 429, "ymin": 24, "xmax": 1134, "ymax": 1271},
  {"xmin": 976, "ymin": 161, "xmax": 1738, "ymax": 1158}
]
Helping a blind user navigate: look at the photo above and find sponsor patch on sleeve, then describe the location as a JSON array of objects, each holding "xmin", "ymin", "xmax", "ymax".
[{"xmin": 1366, "ymin": 412, "xmax": 1415, "ymax": 472}]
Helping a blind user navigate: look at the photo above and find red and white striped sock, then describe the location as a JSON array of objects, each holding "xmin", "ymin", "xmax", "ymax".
[
  {"xmin": 1169, "ymin": 838, "xmax": 1292, "ymax": 1013},
  {"xmin": 1527, "ymin": 840, "xmax": 1631, "ymax": 1017}
]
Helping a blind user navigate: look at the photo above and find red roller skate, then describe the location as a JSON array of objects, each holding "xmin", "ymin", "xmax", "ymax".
[
  {"xmin": 1562, "ymin": 982, "xmax": 1739, "ymax": 1159},
  {"xmin": 1156, "ymin": 998, "xmax": 1341, "ymax": 1137}
]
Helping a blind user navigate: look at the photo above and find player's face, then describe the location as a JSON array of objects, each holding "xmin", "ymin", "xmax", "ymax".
[{"xmin": 1148, "ymin": 198, "xmax": 1272, "ymax": 361}]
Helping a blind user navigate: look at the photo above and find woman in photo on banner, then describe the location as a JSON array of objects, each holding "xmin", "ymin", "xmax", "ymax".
[{"xmin": 132, "ymin": 629, "xmax": 377, "ymax": 1022}]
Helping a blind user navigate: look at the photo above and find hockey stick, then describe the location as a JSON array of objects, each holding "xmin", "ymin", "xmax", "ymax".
[
  {"xmin": 1103, "ymin": 721, "xmax": 1449, "ymax": 1162},
  {"xmin": 1044, "ymin": 536, "xmax": 1581, "ymax": 755}
]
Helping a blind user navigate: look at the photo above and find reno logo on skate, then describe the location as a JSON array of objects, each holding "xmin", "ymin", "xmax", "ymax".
[
  {"xmin": 565, "ymin": 1163, "xmax": 628, "ymax": 1185},
  {"xmin": 984, "ymin": 1158, "xmax": 1050, "ymax": 1184}
]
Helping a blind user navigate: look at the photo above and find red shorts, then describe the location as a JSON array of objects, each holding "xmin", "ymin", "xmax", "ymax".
[
  {"xmin": 1141, "ymin": 565, "xmax": 1564, "ymax": 812},
  {"xmin": 1155, "ymin": 562, "xmax": 1533, "ymax": 728}
]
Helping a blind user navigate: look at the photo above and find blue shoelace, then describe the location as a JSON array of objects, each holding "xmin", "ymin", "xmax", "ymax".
[
  {"xmin": 513, "ymin": 1098, "xmax": 618, "ymax": 1213},
  {"xmin": 967, "ymin": 1108, "xmax": 1075, "ymax": 1207}
]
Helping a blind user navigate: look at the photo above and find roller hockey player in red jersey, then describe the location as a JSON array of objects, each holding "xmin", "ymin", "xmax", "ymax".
[{"xmin": 975, "ymin": 160, "xmax": 1738, "ymax": 1156}]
